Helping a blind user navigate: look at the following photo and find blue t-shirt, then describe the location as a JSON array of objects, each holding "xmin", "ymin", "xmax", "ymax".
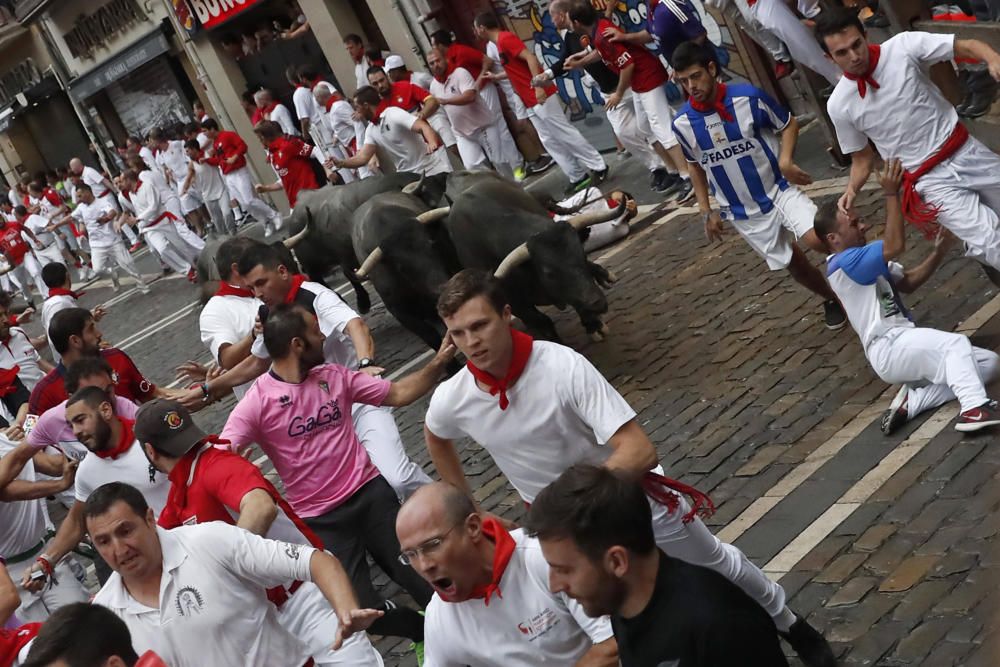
[{"xmin": 648, "ymin": 0, "xmax": 707, "ymax": 61}]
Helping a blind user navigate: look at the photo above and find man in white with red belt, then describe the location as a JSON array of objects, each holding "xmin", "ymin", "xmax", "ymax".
[
  {"xmin": 68, "ymin": 158, "xmax": 117, "ymax": 213},
  {"xmin": 817, "ymin": 7, "xmax": 1000, "ymax": 280},
  {"xmin": 395, "ymin": 481, "xmax": 618, "ymax": 666},
  {"xmin": 148, "ymin": 129, "xmax": 207, "ymax": 238},
  {"xmin": 120, "ymin": 169, "xmax": 198, "ymax": 281},
  {"xmin": 423, "ymin": 270, "xmax": 837, "ymax": 667}
]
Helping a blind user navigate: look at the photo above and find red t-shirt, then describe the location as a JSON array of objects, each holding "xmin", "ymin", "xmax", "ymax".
[
  {"xmin": 0, "ymin": 623, "xmax": 41, "ymax": 667},
  {"xmin": 590, "ymin": 19, "xmax": 669, "ymax": 93},
  {"xmin": 0, "ymin": 223, "xmax": 29, "ymax": 266},
  {"xmin": 267, "ymin": 136, "xmax": 318, "ymax": 207},
  {"xmin": 206, "ymin": 131, "xmax": 248, "ymax": 174},
  {"xmin": 446, "ymin": 42, "xmax": 485, "ymax": 79},
  {"xmin": 28, "ymin": 348, "xmax": 157, "ymax": 416},
  {"xmin": 496, "ymin": 31, "xmax": 555, "ymax": 108},
  {"xmin": 375, "ymin": 80, "xmax": 432, "ymax": 120}
]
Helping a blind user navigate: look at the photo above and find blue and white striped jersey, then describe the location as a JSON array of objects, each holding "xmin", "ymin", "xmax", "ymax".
[{"xmin": 672, "ymin": 83, "xmax": 791, "ymax": 220}]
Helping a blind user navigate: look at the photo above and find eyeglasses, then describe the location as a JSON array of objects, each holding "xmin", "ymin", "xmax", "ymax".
[{"xmin": 397, "ymin": 523, "xmax": 461, "ymax": 565}]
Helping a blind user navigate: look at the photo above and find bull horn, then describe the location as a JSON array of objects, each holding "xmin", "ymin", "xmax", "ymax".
[
  {"xmin": 282, "ymin": 210, "xmax": 311, "ymax": 248},
  {"xmin": 566, "ymin": 203, "xmax": 626, "ymax": 230},
  {"xmin": 401, "ymin": 172, "xmax": 426, "ymax": 195},
  {"xmin": 494, "ymin": 242, "xmax": 530, "ymax": 278},
  {"xmin": 416, "ymin": 206, "xmax": 450, "ymax": 224},
  {"xmin": 355, "ymin": 246, "xmax": 384, "ymax": 280}
]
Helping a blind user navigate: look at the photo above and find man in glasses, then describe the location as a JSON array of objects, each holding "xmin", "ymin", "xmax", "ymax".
[{"xmin": 394, "ymin": 481, "xmax": 619, "ymax": 666}]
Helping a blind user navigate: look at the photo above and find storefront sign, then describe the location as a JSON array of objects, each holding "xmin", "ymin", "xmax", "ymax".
[
  {"xmin": 170, "ymin": 0, "xmax": 201, "ymax": 36},
  {"xmin": 63, "ymin": 0, "xmax": 149, "ymax": 60},
  {"xmin": 69, "ymin": 30, "xmax": 170, "ymax": 100},
  {"xmin": 0, "ymin": 58, "xmax": 42, "ymax": 108},
  {"xmin": 188, "ymin": 0, "xmax": 263, "ymax": 29}
]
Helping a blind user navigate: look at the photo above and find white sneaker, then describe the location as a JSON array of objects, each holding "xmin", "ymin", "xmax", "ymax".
[
  {"xmin": 264, "ymin": 223, "xmax": 274, "ymax": 238},
  {"xmin": 270, "ymin": 215, "xmax": 284, "ymax": 231},
  {"xmin": 138, "ymin": 283, "xmax": 151, "ymax": 294}
]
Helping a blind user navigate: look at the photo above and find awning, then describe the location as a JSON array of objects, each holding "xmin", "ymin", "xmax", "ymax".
[{"xmin": 68, "ymin": 29, "xmax": 170, "ymax": 101}]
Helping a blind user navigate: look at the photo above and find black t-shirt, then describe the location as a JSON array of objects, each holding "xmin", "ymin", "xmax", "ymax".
[
  {"xmin": 612, "ymin": 551, "xmax": 789, "ymax": 667},
  {"xmin": 550, "ymin": 30, "xmax": 619, "ymax": 94}
]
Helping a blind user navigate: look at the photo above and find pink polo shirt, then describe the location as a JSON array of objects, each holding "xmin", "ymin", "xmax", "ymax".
[{"xmin": 220, "ymin": 364, "xmax": 387, "ymax": 518}]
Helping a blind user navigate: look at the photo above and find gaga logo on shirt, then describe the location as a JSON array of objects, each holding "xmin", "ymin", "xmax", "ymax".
[
  {"xmin": 287, "ymin": 399, "xmax": 343, "ymax": 437},
  {"xmin": 175, "ymin": 586, "xmax": 205, "ymax": 616}
]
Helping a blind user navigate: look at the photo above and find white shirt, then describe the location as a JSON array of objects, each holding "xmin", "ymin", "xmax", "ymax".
[
  {"xmin": 364, "ymin": 106, "xmax": 452, "ymax": 176},
  {"xmin": 430, "ymin": 67, "xmax": 494, "ymax": 137},
  {"xmin": 486, "ymin": 42, "xmax": 520, "ymax": 107},
  {"xmin": 0, "ymin": 436, "xmax": 47, "ymax": 556},
  {"xmin": 196, "ymin": 132, "xmax": 212, "ymax": 151},
  {"xmin": 200, "ymin": 292, "xmax": 262, "ymax": 400},
  {"xmin": 321, "ymin": 99, "xmax": 358, "ymax": 148},
  {"xmin": 425, "ymin": 341, "xmax": 636, "ymax": 503},
  {"xmin": 132, "ymin": 170, "xmax": 183, "ymax": 230},
  {"xmin": 21, "ymin": 213, "xmax": 56, "ymax": 248},
  {"xmin": 81, "ymin": 165, "xmax": 111, "ymax": 197},
  {"xmin": 41, "ymin": 293, "xmax": 77, "ymax": 365},
  {"xmin": 828, "ymin": 32, "xmax": 958, "ymax": 170},
  {"xmin": 93, "ymin": 524, "xmax": 315, "ymax": 667},
  {"xmin": 75, "ymin": 438, "xmax": 170, "ymax": 515},
  {"xmin": 7, "ymin": 187, "xmax": 19, "ymax": 208},
  {"xmin": 138, "ymin": 146, "xmax": 156, "ymax": 170},
  {"xmin": 266, "ymin": 103, "xmax": 300, "ymax": 136},
  {"xmin": 29, "ymin": 193, "xmax": 63, "ymax": 221},
  {"xmin": 354, "ymin": 55, "xmax": 373, "ymax": 91},
  {"xmin": 0, "ymin": 326, "xmax": 44, "ymax": 389},
  {"xmin": 293, "ymin": 86, "xmax": 317, "ymax": 123},
  {"xmin": 154, "ymin": 141, "xmax": 191, "ymax": 188},
  {"xmin": 424, "ymin": 530, "xmax": 613, "ymax": 667},
  {"xmin": 71, "ymin": 199, "xmax": 118, "ymax": 248},
  {"xmin": 410, "ymin": 70, "xmax": 434, "ymax": 91},
  {"xmin": 191, "ymin": 160, "xmax": 226, "ymax": 201},
  {"xmin": 250, "ymin": 281, "xmax": 360, "ymax": 369}
]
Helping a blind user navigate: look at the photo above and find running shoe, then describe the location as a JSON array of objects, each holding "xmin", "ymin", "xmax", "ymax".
[
  {"xmin": 129, "ymin": 242, "xmax": 142, "ymax": 253},
  {"xmin": 880, "ymin": 384, "xmax": 910, "ymax": 435},
  {"xmin": 656, "ymin": 172, "xmax": 681, "ymax": 196},
  {"xmin": 591, "ymin": 166, "xmax": 609, "ymax": 186},
  {"xmin": 526, "ymin": 154, "xmax": 555, "ymax": 175},
  {"xmin": 513, "ymin": 166, "xmax": 527, "ymax": 182},
  {"xmin": 823, "ymin": 300, "xmax": 847, "ymax": 330},
  {"xmin": 779, "ymin": 613, "xmax": 837, "ymax": 667},
  {"xmin": 956, "ymin": 400, "xmax": 1000, "ymax": 432},
  {"xmin": 673, "ymin": 177, "xmax": 695, "ymax": 204},
  {"xmin": 565, "ymin": 175, "xmax": 592, "ymax": 196}
]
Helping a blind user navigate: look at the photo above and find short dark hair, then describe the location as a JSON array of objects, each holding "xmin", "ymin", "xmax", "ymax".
[
  {"xmin": 354, "ymin": 86, "xmax": 381, "ymax": 107},
  {"xmin": 48, "ymin": 307, "xmax": 93, "ymax": 354},
  {"xmin": 183, "ymin": 121, "xmax": 201, "ymax": 135},
  {"xmin": 121, "ymin": 169, "xmax": 139, "ymax": 185},
  {"xmin": 285, "ymin": 64, "xmax": 300, "ymax": 82},
  {"xmin": 237, "ymin": 241, "xmax": 284, "ymax": 276},
  {"xmin": 567, "ymin": 1, "xmax": 597, "ymax": 26},
  {"xmin": 814, "ymin": 6, "xmax": 865, "ymax": 53},
  {"xmin": 429, "ymin": 29, "xmax": 453, "ymax": 47},
  {"xmin": 474, "ymin": 11, "xmax": 499, "ymax": 29},
  {"xmin": 263, "ymin": 303, "xmax": 311, "ymax": 359},
  {"xmin": 75, "ymin": 183, "xmax": 92, "ymax": 194},
  {"xmin": 22, "ymin": 602, "xmax": 139, "ymax": 667},
  {"xmin": 365, "ymin": 46, "xmax": 382, "ymax": 62},
  {"xmin": 813, "ymin": 199, "xmax": 840, "ymax": 248},
  {"xmin": 671, "ymin": 40, "xmax": 718, "ymax": 72},
  {"xmin": 524, "ymin": 464, "xmax": 656, "ymax": 561},
  {"xmin": 83, "ymin": 481, "xmax": 149, "ymax": 523},
  {"xmin": 367, "ymin": 65, "xmax": 386, "ymax": 79},
  {"xmin": 201, "ymin": 117, "xmax": 220, "ymax": 131},
  {"xmin": 184, "ymin": 138, "xmax": 200, "ymax": 151},
  {"xmin": 254, "ymin": 120, "xmax": 283, "ymax": 141},
  {"xmin": 344, "ymin": 33, "xmax": 363, "ymax": 46},
  {"xmin": 436, "ymin": 269, "xmax": 507, "ymax": 318},
  {"xmin": 147, "ymin": 128, "xmax": 165, "ymax": 142},
  {"xmin": 65, "ymin": 357, "xmax": 114, "ymax": 394},
  {"xmin": 66, "ymin": 385, "xmax": 115, "ymax": 413},
  {"xmin": 217, "ymin": 236, "xmax": 262, "ymax": 279},
  {"xmin": 13, "ymin": 204, "xmax": 26, "ymax": 217},
  {"xmin": 298, "ymin": 64, "xmax": 318, "ymax": 81}
]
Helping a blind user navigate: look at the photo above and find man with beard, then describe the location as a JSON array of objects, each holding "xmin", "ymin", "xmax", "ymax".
[
  {"xmin": 526, "ymin": 465, "xmax": 789, "ymax": 667},
  {"xmin": 20, "ymin": 386, "xmax": 170, "ymax": 594},
  {"xmin": 218, "ymin": 303, "xmax": 454, "ymax": 645},
  {"xmin": 394, "ymin": 481, "xmax": 618, "ymax": 666}
]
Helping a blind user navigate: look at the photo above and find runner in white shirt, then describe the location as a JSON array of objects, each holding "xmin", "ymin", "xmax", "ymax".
[
  {"xmin": 289, "ymin": 65, "xmax": 337, "ymax": 156},
  {"xmin": 25, "ymin": 184, "xmax": 88, "ymax": 280},
  {"xmin": 313, "ymin": 83, "xmax": 360, "ymax": 183},
  {"xmin": 68, "ymin": 159, "xmax": 117, "ymax": 212},
  {"xmin": 0, "ymin": 436, "xmax": 85, "ymax": 623},
  {"xmin": 815, "ymin": 160, "xmax": 1000, "ymax": 435},
  {"xmin": 148, "ymin": 130, "xmax": 207, "ymax": 239},
  {"xmin": 182, "ymin": 140, "xmax": 236, "ymax": 236},
  {"xmin": 120, "ymin": 168, "xmax": 199, "ymax": 278},
  {"xmin": 126, "ymin": 155, "xmax": 207, "ymax": 256},
  {"xmin": 254, "ymin": 88, "xmax": 300, "ymax": 136},
  {"xmin": 423, "ymin": 269, "xmax": 836, "ymax": 666},
  {"xmin": 19, "ymin": 211, "xmax": 64, "ymax": 269},
  {"xmin": 396, "ymin": 482, "xmax": 618, "ymax": 667},
  {"xmin": 0, "ymin": 296, "xmax": 51, "ymax": 389},
  {"xmin": 817, "ymin": 9, "xmax": 1000, "ymax": 277},
  {"xmin": 67, "ymin": 184, "xmax": 149, "ymax": 293},
  {"xmin": 333, "ymin": 88, "xmax": 451, "ymax": 176},
  {"xmin": 345, "ymin": 35, "xmax": 378, "ymax": 179},
  {"xmin": 428, "ymin": 52, "xmax": 509, "ymax": 174},
  {"xmin": 86, "ymin": 482, "xmax": 381, "ymax": 667}
]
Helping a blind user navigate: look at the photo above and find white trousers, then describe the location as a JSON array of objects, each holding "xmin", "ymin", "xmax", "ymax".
[
  {"xmin": 428, "ymin": 111, "xmax": 458, "ymax": 148},
  {"xmin": 606, "ymin": 91, "xmax": 664, "ymax": 171},
  {"xmin": 178, "ymin": 182, "xmax": 203, "ymax": 214},
  {"xmin": 172, "ymin": 219, "xmax": 205, "ymax": 252},
  {"xmin": 7, "ymin": 554, "xmax": 88, "ymax": 622},
  {"xmin": 204, "ymin": 196, "xmax": 237, "ymax": 235},
  {"xmin": 32, "ymin": 244, "xmax": 64, "ymax": 270},
  {"xmin": 729, "ymin": 0, "xmax": 790, "ymax": 62},
  {"xmin": 914, "ymin": 137, "xmax": 1000, "ymax": 271},
  {"xmin": 91, "ymin": 242, "xmax": 146, "ymax": 287},
  {"xmin": 731, "ymin": 186, "xmax": 816, "ymax": 270},
  {"xmin": 224, "ymin": 167, "xmax": 278, "ymax": 223},
  {"xmin": 867, "ymin": 327, "xmax": 999, "ymax": 413},
  {"xmin": 5, "ymin": 263, "xmax": 43, "ymax": 300},
  {"xmin": 481, "ymin": 84, "xmax": 524, "ymax": 168},
  {"xmin": 277, "ymin": 581, "xmax": 384, "ymax": 666},
  {"xmin": 455, "ymin": 132, "xmax": 491, "ymax": 170},
  {"xmin": 528, "ymin": 95, "xmax": 606, "ymax": 182},
  {"xmin": 353, "ymin": 403, "xmax": 430, "ymax": 501},
  {"xmin": 750, "ymin": 0, "xmax": 842, "ymax": 84},
  {"xmin": 633, "ymin": 87, "xmax": 678, "ymax": 149},
  {"xmin": 142, "ymin": 223, "xmax": 197, "ymax": 273}
]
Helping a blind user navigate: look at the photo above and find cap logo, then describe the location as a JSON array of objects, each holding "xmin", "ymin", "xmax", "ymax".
[{"xmin": 164, "ymin": 411, "xmax": 184, "ymax": 429}]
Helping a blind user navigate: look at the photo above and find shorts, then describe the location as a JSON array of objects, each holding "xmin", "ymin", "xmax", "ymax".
[{"xmin": 726, "ymin": 186, "xmax": 815, "ymax": 270}]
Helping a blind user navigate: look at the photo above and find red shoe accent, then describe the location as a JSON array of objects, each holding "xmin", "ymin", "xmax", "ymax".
[
  {"xmin": 774, "ymin": 61, "xmax": 794, "ymax": 80},
  {"xmin": 186, "ymin": 269, "xmax": 197, "ymax": 283}
]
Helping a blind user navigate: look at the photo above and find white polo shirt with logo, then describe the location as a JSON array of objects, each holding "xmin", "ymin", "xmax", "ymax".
[
  {"xmin": 423, "ymin": 529, "xmax": 613, "ymax": 667},
  {"xmin": 364, "ymin": 106, "xmax": 452, "ymax": 176},
  {"xmin": 0, "ymin": 326, "xmax": 45, "ymax": 389}
]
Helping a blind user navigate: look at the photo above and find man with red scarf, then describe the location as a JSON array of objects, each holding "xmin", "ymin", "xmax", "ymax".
[
  {"xmin": 396, "ymin": 481, "xmax": 619, "ymax": 666},
  {"xmin": 423, "ymin": 269, "xmax": 836, "ymax": 667},
  {"xmin": 670, "ymin": 42, "xmax": 847, "ymax": 331},
  {"xmin": 817, "ymin": 7, "xmax": 1000, "ymax": 283},
  {"xmin": 20, "ymin": 386, "xmax": 170, "ymax": 595},
  {"xmin": 253, "ymin": 88, "xmax": 299, "ymax": 137},
  {"xmin": 253, "ymin": 120, "xmax": 327, "ymax": 207},
  {"xmin": 313, "ymin": 83, "xmax": 359, "ymax": 184}
]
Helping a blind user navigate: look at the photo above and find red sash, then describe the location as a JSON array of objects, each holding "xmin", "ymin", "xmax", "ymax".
[{"xmin": 901, "ymin": 122, "xmax": 969, "ymax": 238}]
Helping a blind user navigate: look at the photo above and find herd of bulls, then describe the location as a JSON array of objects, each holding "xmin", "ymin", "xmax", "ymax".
[{"xmin": 196, "ymin": 171, "xmax": 634, "ymax": 350}]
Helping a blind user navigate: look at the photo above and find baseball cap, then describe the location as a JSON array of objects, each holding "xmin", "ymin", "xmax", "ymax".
[
  {"xmin": 134, "ymin": 398, "xmax": 207, "ymax": 457},
  {"xmin": 384, "ymin": 54, "xmax": 405, "ymax": 71}
]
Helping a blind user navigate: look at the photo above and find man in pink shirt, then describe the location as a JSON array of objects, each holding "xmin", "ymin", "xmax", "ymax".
[{"xmin": 221, "ymin": 302, "xmax": 455, "ymax": 644}]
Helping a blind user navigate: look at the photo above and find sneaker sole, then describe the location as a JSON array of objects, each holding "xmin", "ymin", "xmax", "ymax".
[
  {"xmin": 881, "ymin": 385, "xmax": 909, "ymax": 435},
  {"xmin": 824, "ymin": 319, "xmax": 847, "ymax": 331},
  {"xmin": 955, "ymin": 418, "xmax": 1000, "ymax": 432}
]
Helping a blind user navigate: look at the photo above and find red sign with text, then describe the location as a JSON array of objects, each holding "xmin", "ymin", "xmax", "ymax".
[{"xmin": 188, "ymin": 0, "xmax": 263, "ymax": 29}]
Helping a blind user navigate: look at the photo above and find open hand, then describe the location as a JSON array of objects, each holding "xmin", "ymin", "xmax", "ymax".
[
  {"xmin": 877, "ymin": 158, "xmax": 904, "ymax": 195},
  {"xmin": 704, "ymin": 211, "xmax": 727, "ymax": 243},
  {"xmin": 333, "ymin": 608, "xmax": 384, "ymax": 650}
]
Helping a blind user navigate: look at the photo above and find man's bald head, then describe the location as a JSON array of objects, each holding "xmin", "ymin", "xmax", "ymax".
[
  {"xmin": 397, "ymin": 481, "xmax": 475, "ymax": 533},
  {"xmin": 69, "ymin": 158, "xmax": 84, "ymax": 174}
]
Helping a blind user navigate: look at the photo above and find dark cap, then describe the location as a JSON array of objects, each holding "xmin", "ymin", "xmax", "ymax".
[{"xmin": 134, "ymin": 399, "xmax": 207, "ymax": 457}]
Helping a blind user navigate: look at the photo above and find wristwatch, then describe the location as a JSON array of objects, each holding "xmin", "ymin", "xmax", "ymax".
[{"xmin": 359, "ymin": 357, "xmax": 373, "ymax": 369}]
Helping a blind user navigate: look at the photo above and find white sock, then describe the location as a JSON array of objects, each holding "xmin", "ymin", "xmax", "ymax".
[{"xmin": 775, "ymin": 606, "xmax": 797, "ymax": 633}]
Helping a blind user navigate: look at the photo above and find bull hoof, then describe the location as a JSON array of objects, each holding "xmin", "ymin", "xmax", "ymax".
[
  {"xmin": 605, "ymin": 271, "xmax": 618, "ymax": 284},
  {"xmin": 589, "ymin": 323, "xmax": 610, "ymax": 342}
]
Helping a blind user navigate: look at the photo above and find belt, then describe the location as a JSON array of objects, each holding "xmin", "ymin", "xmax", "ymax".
[
  {"xmin": 98, "ymin": 189, "xmax": 111, "ymax": 199},
  {"xmin": 147, "ymin": 211, "xmax": 179, "ymax": 228},
  {"xmin": 901, "ymin": 121, "xmax": 969, "ymax": 238},
  {"xmin": 6, "ymin": 539, "xmax": 44, "ymax": 564}
]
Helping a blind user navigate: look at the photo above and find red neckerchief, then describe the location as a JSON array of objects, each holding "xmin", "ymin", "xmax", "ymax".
[
  {"xmin": 843, "ymin": 45, "xmax": 881, "ymax": 98},
  {"xmin": 165, "ymin": 437, "xmax": 231, "ymax": 508},
  {"xmin": 0, "ymin": 365, "xmax": 20, "ymax": 397},
  {"xmin": 372, "ymin": 58, "xmax": 384, "ymax": 68},
  {"xmin": 259, "ymin": 102, "xmax": 277, "ymax": 117},
  {"xmin": 283, "ymin": 274, "xmax": 308, "ymax": 303},
  {"xmin": 323, "ymin": 93, "xmax": 344, "ymax": 111},
  {"xmin": 311, "ymin": 76, "xmax": 324, "ymax": 88},
  {"xmin": 690, "ymin": 82, "xmax": 733, "ymax": 122},
  {"xmin": 901, "ymin": 122, "xmax": 969, "ymax": 238},
  {"xmin": 46, "ymin": 286, "xmax": 84, "ymax": 299},
  {"xmin": 434, "ymin": 69, "xmax": 447, "ymax": 83},
  {"xmin": 466, "ymin": 328, "xmax": 533, "ymax": 410},
  {"xmin": 214, "ymin": 281, "xmax": 254, "ymax": 298},
  {"xmin": 466, "ymin": 517, "xmax": 516, "ymax": 605},
  {"xmin": 94, "ymin": 417, "xmax": 137, "ymax": 460}
]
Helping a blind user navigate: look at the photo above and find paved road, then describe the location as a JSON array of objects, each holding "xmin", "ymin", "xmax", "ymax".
[{"xmin": 20, "ymin": 128, "xmax": 999, "ymax": 666}]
